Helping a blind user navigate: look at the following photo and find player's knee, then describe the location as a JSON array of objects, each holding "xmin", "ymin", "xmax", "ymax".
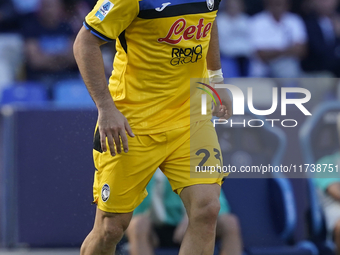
[
  {"xmin": 99, "ymin": 213, "xmax": 130, "ymax": 246},
  {"xmin": 128, "ymin": 215, "xmax": 152, "ymax": 237},
  {"xmin": 218, "ymin": 214, "xmax": 241, "ymax": 236},
  {"xmin": 190, "ymin": 197, "xmax": 220, "ymax": 225},
  {"xmin": 102, "ymin": 223, "xmax": 124, "ymax": 245},
  {"xmin": 333, "ymin": 219, "xmax": 340, "ymax": 242}
]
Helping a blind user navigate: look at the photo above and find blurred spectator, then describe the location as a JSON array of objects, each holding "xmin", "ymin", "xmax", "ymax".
[
  {"xmin": 217, "ymin": 0, "xmax": 252, "ymax": 77},
  {"xmin": 80, "ymin": 0, "xmax": 96, "ymax": 8},
  {"xmin": 21, "ymin": 0, "xmax": 78, "ymax": 97},
  {"xmin": 243, "ymin": 0, "xmax": 263, "ymax": 15},
  {"xmin": 126, "ymin": 169, "xmax": 243, "ymax": 255},
  {"xmin": 314, "ymin": 114, "xmax": 340, "ymax": 255},
  {"xmin": 11, "ymin": 0, "xmax": 40, "ymax": 14},
  {"xmin": 300, "ymin": 0, "xmax": 315, "ymax": 17},
  {"xmin": 0, "ymin": 0, "xmax": 20, "ymax": 32},
  {"xmin": 302, "ymin": 0, "xmax": 340, "ymax": 77},
  {"xmin": 240, "ymin": 0, "xmax": 306, "ymax": 16},
  {"xmin": 63, "ymin": 0, "xmax": 91, "ymax": 34},
  {"xmin": 63, "ymin": 0, "xmax": 115, "ymax": 80},
  {"xmin": 101, "ymin": 43, "xmax": 116, "ymax": 80},
  {"xmin": 249, "ymin": 0, "xmax": 307, "ymax": 78},
  {"xmin": 290, "ymin": 0, "xmax": 305, "ymax": 16},
  {"xmin": 0, "ymin": 34, "xmax": 23, "ymax": 93},
  {"xmin": 0, "ymin": 0, "xmax": 24, "ymax": 94}
]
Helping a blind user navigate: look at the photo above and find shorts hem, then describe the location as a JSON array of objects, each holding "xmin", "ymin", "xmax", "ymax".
[
  {"xmin": 175, "ymin": 179, "xmax": 223, "ymax": 195},
  {"xmin": 94, "ymin": 192, "xmax": 148, "ymax": 214}
]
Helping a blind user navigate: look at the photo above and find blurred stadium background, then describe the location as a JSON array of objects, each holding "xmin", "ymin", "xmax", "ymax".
[{"xmin": 1, "ymin": 0, "xmax": 340, "ymax": 254}]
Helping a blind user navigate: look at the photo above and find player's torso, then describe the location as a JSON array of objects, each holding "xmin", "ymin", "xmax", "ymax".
[
  {"xmin": 129, "ymin": 0, "xmax": 217, "ymax": 71},
  {"xmin": 110, "ymin": 0, "xmax": 219, "ymax": 133}
]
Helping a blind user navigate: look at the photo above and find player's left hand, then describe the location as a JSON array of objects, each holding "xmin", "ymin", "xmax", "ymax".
[{"xmin": 212, "ymin": 87, "xmax": 232, "ymax": 120}]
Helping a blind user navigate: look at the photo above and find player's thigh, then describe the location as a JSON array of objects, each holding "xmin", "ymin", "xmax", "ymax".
[
  {"xmin": 92, "ymin": 207, "xmax": 133, "ymax": 236},
  {"xmin": 161, "ymin": 119, "xmax": 224, "ymax": 194},
  {"xmin": 126, "ymin": 214, "xmax": 153, "ymax": 236},
  {"xmin": 216, "ymin": 214, "xmax": 240, "ymax": 238},
  {"xmin": 323, "ymin": 202, "xmax": 340, "ymax": 236},
  {"xmin": 179, "ymin": 183, "xmax": 221, "ymax": 220},
  {"xmin": 126, "ymin": 215, "xmax": 159, "ymax": 248},
  {"xmin": 93, "ymin": 131, "xmax": 166, "ymax": 213}
]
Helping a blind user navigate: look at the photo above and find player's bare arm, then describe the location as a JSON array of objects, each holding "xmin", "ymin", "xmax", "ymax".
[
  {"xmin": 206, "ymin": 21, "xmax": 232, "ymax": 120},
  {"xmin": 73, "ymin": 26, "xmax": 134, "ymax": 156}
]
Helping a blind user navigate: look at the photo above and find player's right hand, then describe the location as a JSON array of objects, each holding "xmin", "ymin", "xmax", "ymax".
[
  {"xmin": 213, "ymin": 87, "xmax": 233, "ymax": 120},
  {"xmin": 98, "ymin": 105, "xmax": 135, "ymax": 156}
]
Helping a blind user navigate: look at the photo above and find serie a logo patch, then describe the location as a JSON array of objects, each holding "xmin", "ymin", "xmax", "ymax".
[
  {"xmin": 101, "ymin": 184, "xmax": 110, "ymax": 202},
  {"xmin": 95, "ymin": 0, "xmax": 114, "ymax": 21}
]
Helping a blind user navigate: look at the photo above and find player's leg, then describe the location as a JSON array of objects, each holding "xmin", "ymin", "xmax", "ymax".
[
  {"xmin": 323, "ymin": 202, "xmax": 340, "ymax": 255},
  {"xmin": 81, "ymin": 208, "xmax": 132, "ymax": 255},
  {"xmin": 334, "ymin": 219, "xmax": 340, "ymax": 255},
  {"xmin": 216, "ymin": 214, "xmax": 243, "ymax": 255},
  {"xmin": 161, "ymin": 119, "xmax": 226, "ymax": 254},
  {"xmin": 179, "ymin": 184, "xmax": 221, "ymax": 255},
  {"xmin": 81, "ymin": 130, "xmax": 166, "ymax": 255},
  {"xmin": 126, "ymin": 215, "xmax": 156, "ymax": 255}
]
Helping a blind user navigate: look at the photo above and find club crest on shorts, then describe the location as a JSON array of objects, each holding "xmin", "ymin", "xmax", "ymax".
[
  {"xmin": 206, "ymin": 0, "xmax": 214, "ymax": 11},
  {"xmin": 101, "ymin": 184, "xmax": 110, "ymax": 202}
]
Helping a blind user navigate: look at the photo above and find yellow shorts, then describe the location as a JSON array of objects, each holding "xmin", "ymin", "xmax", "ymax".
[{"xmin": 92, "ymin": 119, "xmax": 225, "ymax": 213}]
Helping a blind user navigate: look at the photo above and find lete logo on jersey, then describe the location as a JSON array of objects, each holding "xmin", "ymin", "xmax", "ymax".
[
  {"xmin": 95, "ymin": 0, "xmax": 114, "ymax": 21},
  {"xmin": 158, "ymin": 18, "xmax": 212, "ymax": 45}
]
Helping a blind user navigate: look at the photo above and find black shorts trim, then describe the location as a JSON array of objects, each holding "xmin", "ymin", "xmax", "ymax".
[
  {"xmin": 93, "ymin": 128, "xmax": 103, "ymax": 153},
  {"xmin": 118, "ymin": 30, "xmax": 127, "ymax": 54}
]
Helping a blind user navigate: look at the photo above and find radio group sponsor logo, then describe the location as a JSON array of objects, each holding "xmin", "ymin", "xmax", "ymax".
[
  {"xmin": 95, "ymin": 0, "xmax": 114, "ymax": 21},
  {"xmin": 159, "ymin": 18, "xmax": 212, "ymax": 65},
  {"xmin": 197, "ymin": 83, "xmax": 312, "ymax": 128},
  {"xmin": 171, "ymin": 45, "xmax": 203, "ymax": 66}
]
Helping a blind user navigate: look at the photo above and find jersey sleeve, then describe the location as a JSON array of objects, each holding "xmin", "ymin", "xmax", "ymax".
[{"xmin": 84, "ymin": 0, "xmax": 139, "ymax": 42}]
